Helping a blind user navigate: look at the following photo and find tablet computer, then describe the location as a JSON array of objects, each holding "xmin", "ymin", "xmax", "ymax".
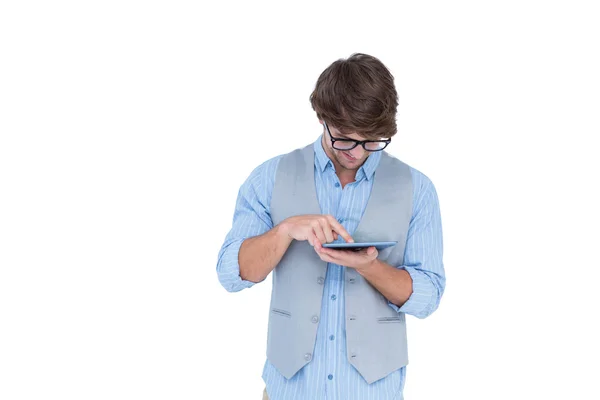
[{"xmin": 322, "ymin": 241, "xmax": 397, "ymax": 251}]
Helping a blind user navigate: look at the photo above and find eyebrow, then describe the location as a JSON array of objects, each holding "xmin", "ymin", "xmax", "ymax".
[
  {"xmin": 338, "ymin": 133, "xmax": 363, "ymax": 141},
  {"xmin": 327, "ymin": 124, "xmax": 365, "ymax": 140},
  {"xmin": 331, "ymin": 130, "xmax": 351, "ymax": 139}
]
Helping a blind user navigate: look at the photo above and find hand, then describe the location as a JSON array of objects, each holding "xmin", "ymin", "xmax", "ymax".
[
  {"xmin": 315, "ymin": 246, "xmax": 378, "ymax": 271},
  {"xmin": 281, "ymin": 214, "xmax": 354, "ymax": 249}
]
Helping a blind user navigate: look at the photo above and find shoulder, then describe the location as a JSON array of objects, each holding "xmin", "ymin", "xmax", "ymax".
[
  {"xmin": 245, "ymin": 153, "xmax": 284, "ymax": 185},
  {"xmin": 406, "ymin": 166, "xmax": 441, "ymax": 217},
  {"xmin": 246, "ymin": 143, "xmax": 314, "ymax": 182},
  {"xmin": 409, "ymin": 166, "xmax": 435, "ymax": 195},
  {"xmin": 381, "ymin": 152, "xmax": 438, "ymax": 207},
  {"xmin": 382, "ymin": 152, "xmax": 434, "ymax": 191},
  {"xmin": 233, "ymin": 154, "xmax": 284, "ymax": 213}
]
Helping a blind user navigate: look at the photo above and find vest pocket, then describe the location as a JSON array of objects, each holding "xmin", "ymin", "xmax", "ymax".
[
  {"xmin": 271, "ymin": 308, "xmax": 292, "ymax": 318},
  {"xmin": 377, "ymin": 316, "xmax": 402, "ymax": 323}
]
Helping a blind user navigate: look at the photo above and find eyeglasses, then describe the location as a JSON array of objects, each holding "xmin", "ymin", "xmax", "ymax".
[{"xmin": 324, "ymin": 121, "xmax": 391, "ymax": 152}]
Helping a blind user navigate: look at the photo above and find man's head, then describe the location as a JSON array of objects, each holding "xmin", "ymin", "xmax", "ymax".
[{"xmin": 310, "ymin": 53, "xmax": 398, "ymax": 172}]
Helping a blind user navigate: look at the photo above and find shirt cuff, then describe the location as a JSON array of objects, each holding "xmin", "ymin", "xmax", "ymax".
[
  {"xmin": 388, "ymin": 266, "xmax": 437, "ymax": 317},
  {"xmin": 217, "ymin": 238, "xmax": 257, "ymax": 292}
]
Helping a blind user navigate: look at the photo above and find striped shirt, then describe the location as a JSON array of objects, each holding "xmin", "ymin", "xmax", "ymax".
[{"xmin": 217, "ymin": 135, "xmax": 445, "ymax": 400}]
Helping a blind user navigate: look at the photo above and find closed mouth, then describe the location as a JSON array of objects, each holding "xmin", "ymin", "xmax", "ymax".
[{"xmin": 342, "ymin": 151, "xmax": 356, "ymax": 160}]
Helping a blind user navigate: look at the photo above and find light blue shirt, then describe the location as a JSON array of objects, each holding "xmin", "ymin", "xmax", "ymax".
[{"xmin": 217, "ymin": 136, "xmax": 445, "ymax": 400}]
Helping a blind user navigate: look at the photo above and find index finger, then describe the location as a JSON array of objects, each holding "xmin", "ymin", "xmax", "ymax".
[{"xmin": 326, "ymin": 215, "xmax": 354, "ymax": 243}]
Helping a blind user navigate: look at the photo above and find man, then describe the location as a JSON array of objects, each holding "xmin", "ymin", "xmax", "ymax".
[{"xmin": 217, "ymin": 53, "xmax": 445, "ymax": 400}]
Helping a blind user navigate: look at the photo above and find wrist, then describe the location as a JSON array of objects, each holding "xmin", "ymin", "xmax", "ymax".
[
  {"xmin": 356, "ymin": 257, "xmax": 379, "ymax": 275},
  {"xmin": 274, "ymin": 222, "xmax": 294, "ymax": 244}
]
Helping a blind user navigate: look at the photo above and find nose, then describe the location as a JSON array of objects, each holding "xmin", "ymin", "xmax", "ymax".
[{"xmin": 348, "ymin": 145, "xmax": 365, "ymax": 159}]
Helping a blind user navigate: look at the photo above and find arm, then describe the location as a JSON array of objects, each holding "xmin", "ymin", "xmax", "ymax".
[
  {"xmin": 387, "ymin": 170, "xmax": 446, "ymax": 318},
  {"xmin": 216, "ymin": 156, "xmax": 281, "ymax": 292},
  {"xmin": 355, "ymin": 259, "xmax": 413, "ymax": 307},
  {"xmin": 314, "ymin": 169, "xmax": 445, "ymax": 318},
  {"xmin": 238, "ymin": 223, "xmax": 293, "ymax": 283},
  {"xmin": 239, "ymin": 212, "xmax": 353, "ymax": 283},
  {"xmin": 217, "ymin": 156, "xmax": 355, "ymax": 292}
]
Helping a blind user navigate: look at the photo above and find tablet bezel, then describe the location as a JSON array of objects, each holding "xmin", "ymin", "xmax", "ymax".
[{"xmin": 321, "ymin": 241, "xmax": 397, "ymax": 250}]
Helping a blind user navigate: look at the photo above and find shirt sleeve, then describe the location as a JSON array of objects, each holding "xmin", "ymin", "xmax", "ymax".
[
  {"xmin": 216, "ymin": 156, "xmax": 281, "ymax": 292},
  {"xmin": 388, "ymin": 168, "xmax": 446, "ymax": 319}
]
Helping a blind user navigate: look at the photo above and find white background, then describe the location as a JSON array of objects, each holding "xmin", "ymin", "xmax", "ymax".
[{"xmin": 1, "ymin": 1, "xmax": 599, "ymax": 399}]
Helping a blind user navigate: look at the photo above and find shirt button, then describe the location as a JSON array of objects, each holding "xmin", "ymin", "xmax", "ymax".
[
  {"xmin": 349, "ymin": 278, "xmax": 356, "ymax": 284},
  {"xmin": 304, "ymin": 353, "xmax": 312, "ymax": 361},
  {"xmin": 317, "ymin": 277, "xmax": 324, "ymax": 284},
  {"xmin": 329, "ymin": 335, "xmax": 335, "ymax": 341},
  {"xmin": 334, "ymin": 182, "xmax": 340, "ymax": 187},
  {"xmin": 312, "ymin": 315, "xmax": 319, "ymax": 323},
  {"xmin": 328, "ymin": 374, "xmax": 334, "ymax": 380},
  {"xmin": 331, "ymin": 295, "xmax": 336, "ymax": 300}
]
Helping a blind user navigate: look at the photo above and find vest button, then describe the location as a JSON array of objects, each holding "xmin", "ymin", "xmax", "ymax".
[
  {"xmin": 317, "ymin": 277, "xmax": 324, "ymax": 284},
  {"xmin": 304, "ymin": 353, "xmax": 312, "ymax": 361},
  {"xmin": 311, "ymin": 315, "xmax": 319, "ymax": 323}
]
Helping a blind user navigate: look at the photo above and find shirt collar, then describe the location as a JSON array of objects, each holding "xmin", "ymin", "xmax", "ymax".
[
  {"xmin": 312, "ymin": 134, "xmax": 382, "ymax": 181},
  {"xmin": 313, "ymin": 135, "xmax": 333, "ymax": 172}
]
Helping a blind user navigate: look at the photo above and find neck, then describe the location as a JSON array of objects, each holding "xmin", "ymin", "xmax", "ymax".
[{"xmin": 336, "ymin": 167, "xmax": 356, "ymax": 187}]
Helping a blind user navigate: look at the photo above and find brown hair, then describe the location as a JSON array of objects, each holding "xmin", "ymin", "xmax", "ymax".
[{"xmin": 310, "ymin": 53, "xmax": 398, "ymax": 140}]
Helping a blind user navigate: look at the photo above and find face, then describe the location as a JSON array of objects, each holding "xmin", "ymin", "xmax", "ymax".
[{"xmin": 320, "ymin": 121, "xmax": 387, "ymax": 172}]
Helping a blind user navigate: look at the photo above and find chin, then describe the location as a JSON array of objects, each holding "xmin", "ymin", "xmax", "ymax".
[
  {"xmin": 339, "ymin": 159, "xmax": 361, "ymax": 170},
  {"xmin": 334, "ymin": 151, "xmax": 365, "ymax": 170}
]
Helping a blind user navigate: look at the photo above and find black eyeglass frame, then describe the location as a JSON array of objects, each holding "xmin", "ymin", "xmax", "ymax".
[{"xmin": 323, "ymin": 121, "xmax": 391, "ymax": 152}]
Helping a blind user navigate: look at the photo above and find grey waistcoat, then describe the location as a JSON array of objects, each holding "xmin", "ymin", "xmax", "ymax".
[{"xmin": 267, "ymin": 143, "xmax": 413, "ymax": 384}]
